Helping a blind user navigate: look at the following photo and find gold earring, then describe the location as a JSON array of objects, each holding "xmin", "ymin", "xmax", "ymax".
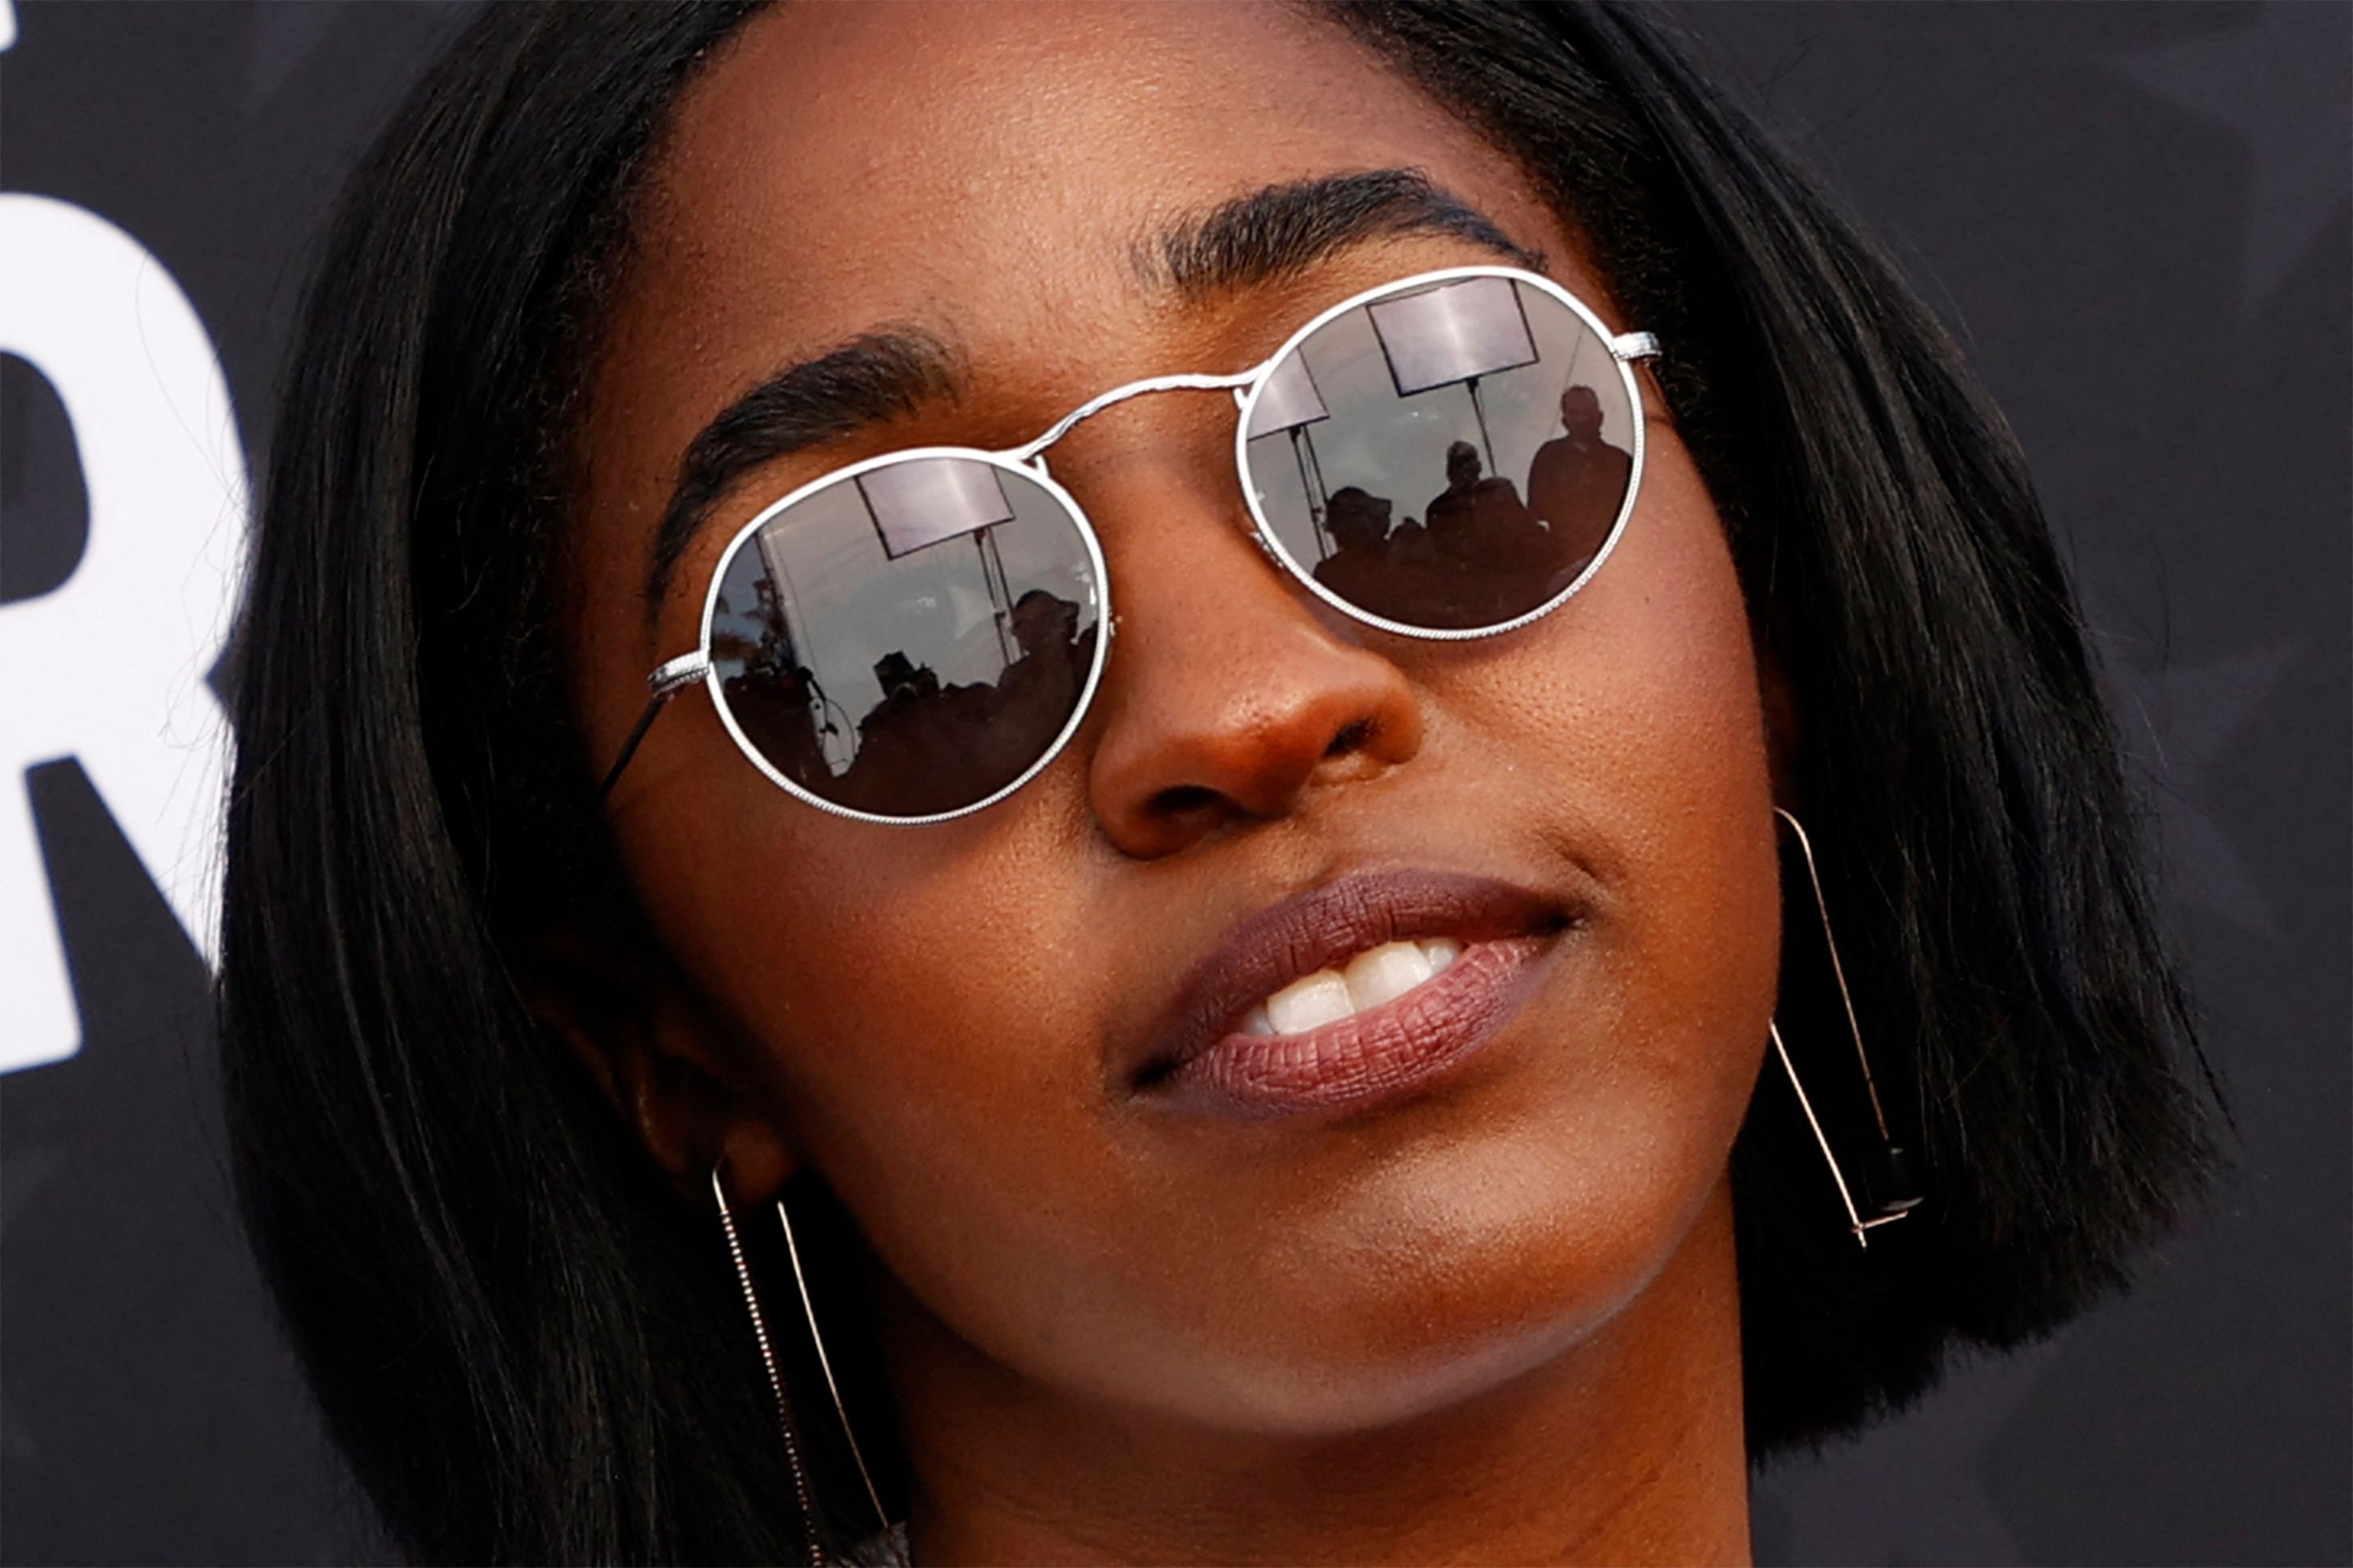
[
  {"xmin": 1770, "ymin": 807, "xmax": 1924, "ymax": 1246},
  {"xmin": 776, "ymin": 1191, "xmax": 891, "ymax": 1533},
  {"xmin": 711, "ymin": 1168, "xmax": 824, "ymax": 1567}
]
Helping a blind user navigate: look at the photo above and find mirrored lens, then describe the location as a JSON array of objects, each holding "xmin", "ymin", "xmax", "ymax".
[
  {"xmin": 708, "ymin": 457, "xmax": 1103, "ymax": 819},
  {"xmin": 1244, "ymin": 275, "xmax": 1636, "ymax": 631}
]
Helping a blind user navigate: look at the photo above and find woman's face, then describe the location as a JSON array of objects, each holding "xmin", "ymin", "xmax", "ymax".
[{"xmin": 569, "ymin": 1, "xmax": 1783, "ymax": 1437}]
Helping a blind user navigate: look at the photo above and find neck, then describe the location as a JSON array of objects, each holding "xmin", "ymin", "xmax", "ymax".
[{"xmin": 882, "ymin": 1182, "xmax": 1751, "ymax": 1566}]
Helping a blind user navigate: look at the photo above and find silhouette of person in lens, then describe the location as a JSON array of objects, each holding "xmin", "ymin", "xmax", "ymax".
[
  {"xmin": 1311, "ymin": 486, "xmax": 1404, "ymax": 617},
  {"xmin": 1526, "ymin": 385, "xmax": 1631, "ymax": 587},
  {"xmin": 835, "ymin": 591, "xmax": 1093, "ymax": 814},
  {"xmin": 991, "ymin": 588, "xmax": 1089, "ymax": 755},
  {"xmin": 844, "ymin": 651, "xmax": 981, "ymax": 814},
  {"xmin": 1423, "ymin": 439, "xmax": 1544, "ymax": 624}
]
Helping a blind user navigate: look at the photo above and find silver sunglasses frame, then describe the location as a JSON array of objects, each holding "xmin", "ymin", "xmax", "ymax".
[{"xmin": 609, "ymin": 264, "xmax": 1660, "ymax": 827}]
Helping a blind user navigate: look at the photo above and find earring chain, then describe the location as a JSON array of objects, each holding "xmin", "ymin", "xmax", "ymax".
[
  {"xmin": 1769, "ymin": 808, "xmax": 1917, "ymax": 1247},
  {"xmin": 1776, "ymin": 806, "xmax": 1895, "ymax": 1141},
  {"xmin": 712, "ymin": 1169, "xmax": 824, "ymax": 1566}
]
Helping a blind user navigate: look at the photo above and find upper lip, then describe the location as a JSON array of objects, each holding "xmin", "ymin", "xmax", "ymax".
[{"xmin": 1126, "ymin": 868, "xmax": 1573, "ymax": 1092}]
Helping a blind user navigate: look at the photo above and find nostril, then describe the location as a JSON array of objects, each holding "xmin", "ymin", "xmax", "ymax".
[
  {"xmin": 1151, "ymin": 783, "xmax": 1223, "ymax": 819},
  {"xmin": 1325, "ymin": 719, "xmax": 1374, "ymax": 759}
]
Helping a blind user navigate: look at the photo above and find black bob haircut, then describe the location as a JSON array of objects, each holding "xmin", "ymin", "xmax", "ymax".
[{"xmin": 218, "ymin": 2, "xmax": 2220, "ymax": 1561}]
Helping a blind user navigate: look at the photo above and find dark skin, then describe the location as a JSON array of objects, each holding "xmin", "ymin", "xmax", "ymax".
[{"xmin": 555, "ymin": 4, "xmax": 1784, "ymax": 1562}]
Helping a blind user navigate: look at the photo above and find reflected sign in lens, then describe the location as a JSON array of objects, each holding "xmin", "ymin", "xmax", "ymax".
[
  {"xmin": 1366, "ymin": 275, "xmax": 1538, "ymax": 398},
  {"xmin": 1246, "ymin": 349, "xmax": 1331, "ymax": 440},
  {"xmin": 859, "ymin": 457, "xmax": 1017, "ymax": 560}
]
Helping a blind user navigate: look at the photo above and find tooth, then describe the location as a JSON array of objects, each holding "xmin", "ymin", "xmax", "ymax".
[
  {"xmin": 1420, "ymin": 937, "xmax": 1464, "ymax": 974},
  {"xmin": 1264, "ymin": 969, "xmax": 1355, "ymax": 1034},
  {"xmin": 1344, "ymin": 940, "xmax": 1435, "ymax": 1010},
  {"xmin": 1239, "ymin": 1004, "xmax": 1275, "ymax": 1036}
]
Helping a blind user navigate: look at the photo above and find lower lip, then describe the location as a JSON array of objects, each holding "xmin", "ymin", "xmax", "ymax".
[{"xmin": 1150, "ymin": 935, "xmax": 1551, "ymax": 1118}]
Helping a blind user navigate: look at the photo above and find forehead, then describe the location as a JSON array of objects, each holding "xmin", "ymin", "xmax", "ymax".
[{"xmin": 605, "ymin": 0, "xmax": 1582, "ymax": 383}]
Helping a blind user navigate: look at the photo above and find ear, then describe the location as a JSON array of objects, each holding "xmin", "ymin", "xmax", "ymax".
[{"xmin": 517, "ymin": 926, "xmax": 799, "ymax": 1204}]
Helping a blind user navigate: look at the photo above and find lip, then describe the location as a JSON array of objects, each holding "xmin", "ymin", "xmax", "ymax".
[{"xmin": 1127, "ymin": 868, "xmax": 1574, "ymax": 1118}]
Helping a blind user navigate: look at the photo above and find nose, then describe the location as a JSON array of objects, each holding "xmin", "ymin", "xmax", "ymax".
[{"xmin": 1077, "ymin": 458, "xmax": 1424, "ymax": 860}]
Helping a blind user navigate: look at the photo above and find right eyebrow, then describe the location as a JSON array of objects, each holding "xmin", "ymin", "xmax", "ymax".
[{"xmin": 641, "ymin": 326, "xmax": 961, "ymax": 627}]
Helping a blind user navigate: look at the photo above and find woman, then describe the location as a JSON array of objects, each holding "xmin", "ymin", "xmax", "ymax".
[{"xmin": 217, "ymin": 3, "xmax": 2217, "ymax": 1562}]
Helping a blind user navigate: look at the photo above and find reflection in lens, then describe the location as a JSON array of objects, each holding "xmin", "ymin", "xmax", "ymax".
[
  {"xmin": 708, "ymin": 457, "xmax": 1101, "ymax": 818},
  {"xmin": 1244, "ymin": 275, "xmax": 1635, "ymax": 631}
]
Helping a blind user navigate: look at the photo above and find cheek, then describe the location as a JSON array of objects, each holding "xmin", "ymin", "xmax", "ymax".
[
  {"xmin": 1477, "ymin": 426, "xmax": 1784, "ymax": 1155},
  {"xmin": 628, "ymin": 770, "xmax": 1143, "ymax": 1279},
  {"xmin": 632, "ymin": 769, "xmax": 1111, "ymax": 1137},
  {"xmin": 1263, "ymin": 431, "xmax": 1783, "ymax": 1397},
  {"xmin": 1446, "ymin": 427, "xmax": 1780, "ymax": 1019}
]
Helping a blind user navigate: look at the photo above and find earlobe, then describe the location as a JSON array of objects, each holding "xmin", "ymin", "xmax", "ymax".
[
  {"xmin": 715, "ymin": 1117, "xmax": 797, "ymax": 1201},
  {"xmin": 516, "ymin": 929, "xmax": 801, "ymax": 1199},
  {"xmin": 1751, "ymin": 595, "xmax": 1803, "ymax": 813},
  {"xmin": 1760, "ymin": 655, "xmax": 1802, "ymax": 813}
]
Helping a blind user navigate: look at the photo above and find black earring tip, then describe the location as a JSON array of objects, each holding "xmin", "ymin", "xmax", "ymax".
[{"xmin": 1867, "ymin": 1142, "xmax": 1926, "ymax": 1214}]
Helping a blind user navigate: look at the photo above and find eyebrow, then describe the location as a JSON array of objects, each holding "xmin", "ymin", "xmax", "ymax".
[
  {"xmin": 638, "ymin": 167, "xmax": 1544, "ymax": 626},
  {"xmin": 641, "ymin": 328, "xmax": 960, "ymax": 625},
  {"xmin": 1140, "ymin": 167, "xmax": 1546, "ymax": 300}
]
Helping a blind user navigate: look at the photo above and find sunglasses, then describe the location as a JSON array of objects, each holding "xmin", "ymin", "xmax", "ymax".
[{"xmin": 601, "ymin": 264, "xmax": 1660, "ymax": 824}]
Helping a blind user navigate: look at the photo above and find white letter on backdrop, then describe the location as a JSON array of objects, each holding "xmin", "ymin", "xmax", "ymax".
[{"xmin": 0, "ymin": 193, "xmax": 249, "ymax": 1073}]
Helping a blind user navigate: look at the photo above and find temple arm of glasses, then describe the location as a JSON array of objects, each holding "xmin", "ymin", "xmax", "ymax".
[
  {"xmin": 1610, "ymin": 331, "xmax": 1660, "ymax": 362},
  {"xmin": 598, "ymin": 653, "xmax": 711, "ymax": 801}
]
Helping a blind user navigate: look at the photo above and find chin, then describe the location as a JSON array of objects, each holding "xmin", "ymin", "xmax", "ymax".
[{"xmin": 1101, "ymin": 1119, "xmax": 1735, "ymax": 1439}]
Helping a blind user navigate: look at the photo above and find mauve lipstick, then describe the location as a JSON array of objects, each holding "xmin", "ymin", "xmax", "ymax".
[{"xmin": 1128, "ymin": 869, "xmax": 1571, "ymax": 1118}]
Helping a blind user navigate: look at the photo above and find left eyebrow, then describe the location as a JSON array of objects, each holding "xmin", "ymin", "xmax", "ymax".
[
  {"xmin": 1139, "ymin": 167, "xmax": 1547, "ymax": 300},
  {"xmin": 641, "ymin": 326, "xmax": 962, "ymax": 627}
]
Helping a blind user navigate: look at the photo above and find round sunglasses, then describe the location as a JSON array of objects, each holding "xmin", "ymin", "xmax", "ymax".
[{"xmin": 601, "ymin": 264, "xmax": 1660, "ymax": 824}]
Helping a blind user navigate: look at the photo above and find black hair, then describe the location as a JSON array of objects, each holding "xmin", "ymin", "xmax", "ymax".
[{"xmin": 218, "ymin": 2, "xmax": 2219, "ymax": 1561}]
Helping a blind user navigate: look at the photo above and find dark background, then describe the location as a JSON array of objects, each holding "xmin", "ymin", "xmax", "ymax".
[{"xmin": 2, "ymin": 3, "xmax": 2345, "ymax": 1563}]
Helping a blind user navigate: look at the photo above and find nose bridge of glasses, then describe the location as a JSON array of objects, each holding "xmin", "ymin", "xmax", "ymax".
[{"xmin": 1009, "ymin": 365, "xmax": 1267, "ymax": 466}]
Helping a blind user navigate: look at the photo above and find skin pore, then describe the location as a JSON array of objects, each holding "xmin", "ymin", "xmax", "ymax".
[{"xmin": 558, "ymin": 3, "xmax": 1784, "ymax": 1563}]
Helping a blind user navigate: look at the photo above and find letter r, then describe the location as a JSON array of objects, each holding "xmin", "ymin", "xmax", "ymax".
[{"xmin": 0, "ymin": 194, "xmax": 248, "ymax": 1074}]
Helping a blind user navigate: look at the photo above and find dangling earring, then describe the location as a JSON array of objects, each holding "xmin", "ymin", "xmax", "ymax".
[
  {"xmin": 711, "ymin": 1168, "xmax": 824, "ymax": 1567},
  {"xmin": 1769, "ymin": 807, "xmax": 1925, "ymax": 1246},
  {"xmin": 775, "ymin": 1191, "xmax": 892, "ymax": 1534}
]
